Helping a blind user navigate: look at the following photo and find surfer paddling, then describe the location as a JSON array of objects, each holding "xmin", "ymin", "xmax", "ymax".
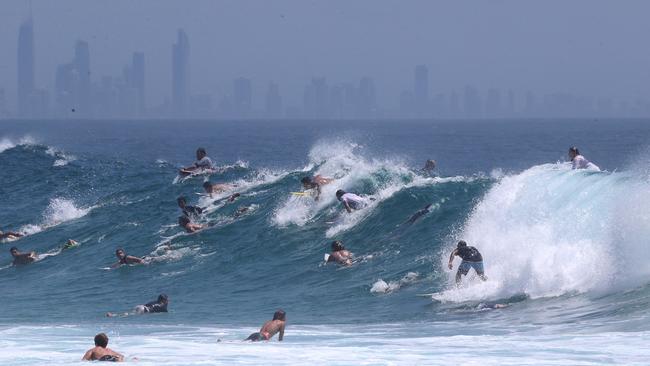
[
  {"xmin": 301, "ymin": 175, "xmax": 333, "ymax": 201},
  {"xmin": 568, "ymin": 147, "xmax": 600, "ymax": 171},
  {"xmin": 448, "ymin": 240, "xmax": 487, "ymax": 286},
  {"xmin": 111, "ymin": 248, "xmax": 145, "ymax": 268},
  {"xmin": 107, "ymin": 293, "xmax": 169, "ymax": 317},
  {"xmin": 177, "ymin": 196, "xmax": 204, "ymax": 219},
  {"xmin": 10, "ymin": 246, "xmax": 37, "ymax": 265},
  {"xmin": 326, "ymin": 240, "xmax": 352, "ymax": 266},
  {"xmin": 82, "ymin": 333, "xmax": 124, "ymax": 362},
  {"xmin": 245, "ymin": 310, "xmax": 286, "ymax": 342},
  {"xmin": 179, "ymin": 147, "xmax": 214, "ymax": 176},
  {"xmin": 0, "ymin": 230, "xmax": 24, "ymax": 241},
  {"xmin": 335, "ymin": 190, "xmax": 368, "ymax": 213},
  {"xmin": 178, "ymin": 216, "xmax": 206, "ymax": 233},
  {"xmin": 422, "ymin": 159, "xmax": 437, "ymax": 175}
]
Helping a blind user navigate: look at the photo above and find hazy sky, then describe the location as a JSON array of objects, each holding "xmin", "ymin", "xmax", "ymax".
[{"xmin": 1, "ymin": 0, "xmax": 650, "ymax": 109}]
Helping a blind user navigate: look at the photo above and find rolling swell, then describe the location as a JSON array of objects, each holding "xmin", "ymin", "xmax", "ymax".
[{"xmin": 1, "ymin": 134, "xmax": 649, "ymax": 331}]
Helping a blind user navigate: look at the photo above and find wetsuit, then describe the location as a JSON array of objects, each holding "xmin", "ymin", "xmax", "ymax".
[
  {"xmin": 245, "ymin": 332, "xmax": 269, "ymax": 342},
  {"xmin": 457, "ymin": 246, "xmax": 484, "ymax": 275},
  {"xmin": 143, "ymin": 300, "xmax": 168, "ymax": 313},
  {"xmin": 99, "ymin": 355, "xmax": 119, "ymax": 362},
  {"xmin": 182, "ymin": 205, "xmax": 204, "ymax": 218}
]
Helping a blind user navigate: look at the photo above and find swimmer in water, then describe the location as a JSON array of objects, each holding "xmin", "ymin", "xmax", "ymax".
[
  {"xmin": 10, "ymin": 246, "xmax": 37, "ymax": 265},
  {"xmin": 326, "ymin": 240, "xmax": 352, "ymax": 266},
  {"xmin": 111, "ymin": 248, "xmax": 145, "ymax": 268},
  {"xmin": 568, "ymin": 147, "xmax": 600, "ymax": 171},
  {"xmin": 202, "ymin": 181, "xmax": 234, "ymax": 196},
  {"xmin": 245, "ymin": 310, "xmax": 286, "ymax": 342},
  {"xmin": 178, "ymin": 216, "xmax": 205, "ymax": 233},
  {"xmin": 301, "ymin": 175, "xmax": 333, "ymax": 201},
  {"xmin": 82, "ymin": 333, "xmax": 124, "ymax": 362},
  {"xmin": 177, "ymin": 196, "xmax": 204, "ymax": 219},
  {"xmin": 448, "ymin": 240, "xmax": 487, "ymax": 286},
  {"xmin": 107, "ymin": 294, "xmax": 169, "ymax": 317},
  {"xmin": 179, "ymin": 147, "xmax": 214, "ymax": 175},
  {"xmin": 422, "ymin": 159, "xmax": 437, "ymax": 175},
  {"xmin": 404, "ymin": 204, "xmax": 433, "ymax": 225},
  {"xmin": 0, "ymin": 230, "xmax": 24, "ymax": 241},
  {"xmin": 335, "ymin": 190, "xmax": 367, "ymax": 213},
  {"xmin": 62, "ymin": 239, "xmax": 79, "ymax": 250}
]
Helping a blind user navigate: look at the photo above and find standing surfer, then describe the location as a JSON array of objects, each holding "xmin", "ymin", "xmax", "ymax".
[{"xmin": 448, "ymin": 240, "xmax": 487, "ymax": 286}]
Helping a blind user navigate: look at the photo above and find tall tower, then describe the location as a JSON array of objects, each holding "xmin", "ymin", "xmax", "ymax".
[
  {"xmin": 17, "ymin": 17, "xmax": 35, "ymax": 116},
  {"xmin": 414, "ymin": 65, "xmax": 429, "ymax": 115},
  {"xmin": 131, "ymin": 52, "xmax": 145, "ymax": 115},
  {"xmin": 74, "ymin": 40, "xmax": 91, "ymax": 115},
  {"xmin": 172, "ymin": 29, "xmax": 190, "ymax": 116}
]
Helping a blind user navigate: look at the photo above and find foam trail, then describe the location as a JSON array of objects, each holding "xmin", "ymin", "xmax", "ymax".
[
  {"xmin": 434, "ymin": 163, "xmax": 650, "ymax": 303},
  {"xmin": 19, "ymin": 198, "xmax": 93, "ymax": 235}
]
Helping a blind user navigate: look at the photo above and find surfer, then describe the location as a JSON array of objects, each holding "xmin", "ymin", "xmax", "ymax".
[
  {"xmin": 404, "ymin": 204, "xmax": 433, "ymax": 225},
  {"xmin": 10, "ymin": 246, "xmax": 37, "ymax": 265},
  {"xmin": 82, "ymin": 333, "xmax": 124, "ymax": 362},
  {"xmin": 422, "ymin": 159, "xmax": 437, "ymax": 175},
  {"xmin": 106, "ymin": 294, "xmax": 169, "ymax": 317},
  {"xmin": 177, "ymin": 196, "xmax": 204, "ymax": 218},
  {"xmin": 0, "ymin": 230, "xmax": 24, "ymax": 241},
  {"xmin": 62, "ymin": 239, "xmax": 79, "ymax": 250},
  {"xmin": 448, "ymin": 240, "xmax": 487, "ymax": 286},
  {"xmin": 178, "ymin": 216, "xmax": 205, "ymax": 233},
  {"xmin": 245, "ymin": 310, "xmax": 286, "ymax": 342},
  {"xmin": 568, "ymin": 147, "xmax": 600, "ymax": 171},
  {"xmin": 326, "ymin": 240, "xmax": 352, "ymax": 266},
  {"xmin": 112, "ymin": 248, "xmax": 145, "ymax": 268},
  {"xmin": 301, "ymin": 175, "xmax": 333, "ymax": 201},
  {"xmin": 335, "ymin": 190, "xmax": 367, "ymax": 213},
  {"xmin": 179, "ymin": 147, "xmax": 214, "ymax": 176}
]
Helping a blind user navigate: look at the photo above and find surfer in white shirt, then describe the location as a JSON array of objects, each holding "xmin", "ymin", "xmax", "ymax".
[{"xmin": 568, "ymin": 147, "xmax": 600, "ymax": 171}]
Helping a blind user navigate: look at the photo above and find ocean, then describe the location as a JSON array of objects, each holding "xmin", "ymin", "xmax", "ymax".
[{"xmin": 1, "ymin": 119, "xmax": 650, "ymax": 365}]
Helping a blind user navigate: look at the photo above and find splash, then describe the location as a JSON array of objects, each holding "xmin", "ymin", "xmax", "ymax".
[
  {"xmin": 371, "ymin": 272, "xmax": 420, "ymax": 294},
  {"xmin": 19, "ymin": 198, "xmax": 93, "ymax": 235},
  {"xmin": 0, "ymin": 135, "xmax": 37, "ymax": 153},
  {"xmin": 434, "ymin": 163, "xmax": 650, "ymax": 302}
]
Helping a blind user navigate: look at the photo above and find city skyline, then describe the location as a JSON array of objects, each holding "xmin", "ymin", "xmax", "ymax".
[{"xmin": 3, "ymin": 1, "xmax": 650, "ymax": 119}]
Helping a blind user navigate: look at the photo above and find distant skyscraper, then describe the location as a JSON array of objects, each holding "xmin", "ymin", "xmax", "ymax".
[
  {"xmin": 414, "ymin": 65, "xmax": 429, "ymax": 115},
  {"xmin": 131, "ymin": 52, "xmax": 145, "ymax": 115},
  {"xmin": 17, "ymin": 17, "xmax": 35, "ymax": 117},
  {"xmin": 172, "ymin": 29, "xmax": 190, "ymax": 116},
  {"xmin": 74, "ymin": 40, "xmax": 91, "ymax": 115},
  {"xmin": 357, "ymin": 77, "xmax": 376, "ymax": 117},
  {"xmin": 485, "ymin": 88, "xmax": 501, "ymax": 117},
  {"xmin": 233, "ymin": 77, "xmax": 252, "ymax": 117},
  {"xmin": 463, "ymin": 85, "xmax": 482, "ymax": 117},
  {"xmin": 303, "ymin": 78, "xmax": 329, "ymax": 118},
  {"xmin": 265, "ymin": 82, "xmax": 282, "ymax": 117}
]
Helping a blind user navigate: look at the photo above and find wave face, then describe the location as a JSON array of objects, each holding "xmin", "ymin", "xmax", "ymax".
[{"xmin": 2, "ymin": 119, "xmax": 650, "ymax": 358}]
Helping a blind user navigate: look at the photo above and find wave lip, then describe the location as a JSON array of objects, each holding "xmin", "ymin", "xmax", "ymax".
[
  {"xmin": 19, "ymin": 198, "xmax": 94, "ymax": 235},
  {"xmin": 0, "ymin": 135, "xmax": 37, "ymax": 153},
  {"xmin": 435, "ymin": 163, "xmax": 650, "ymax": 303}
]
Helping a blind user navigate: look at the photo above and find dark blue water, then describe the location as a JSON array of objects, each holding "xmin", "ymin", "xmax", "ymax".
[{"xmin": 2, "ymin": 119, "xmax": 650, "ymax": 364}]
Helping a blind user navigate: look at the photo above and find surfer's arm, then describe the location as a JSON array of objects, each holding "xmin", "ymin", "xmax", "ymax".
[
  {"xmin": 314, "ymin": 185, "xmax": 322, "ymax": 201},
  {"xmin": 128, "ymin": 256, "xmax": 145, "ymax": 264},
  {"xmin": 110, "ymin": 261, "xmax": 122, "ymax": 269},
  {"xmin": 278, "ymin": 324, "xmax": 285, "ymax": 341},
  {"xmin": 448, "ymin": 249, "xmax": 458, "ymax": 269},
  {"xmin": 343, "ymin": 201, "xmax": 352, "ymax": 213},
  {"xmin": 82, "ymin": 349, "xmax": 93, "ymax": 361}
]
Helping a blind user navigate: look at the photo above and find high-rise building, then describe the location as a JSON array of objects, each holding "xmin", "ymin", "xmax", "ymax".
[
  {"xmin": 233, "ymin": 77, "xmax": 252, "ymax": 117},
  {"xmin": 303, "ymin": 78, "xmax": 329, "ymax": 118},
  {"xmin": 172, "ymin": 29, "xmax": 190, "ymax": 116},
  {"xmin": 485, "ymin": 88, "xmax": 501, "ymax": 117},
  {"xmin": 265, "ymin": 82, "xmax": 282, "ymax": 117},
  {"xmin": 357, "ymin": 77, "xmax": 376, "ymax": 117},
  {"xmin": 463, "ymin": 85, "xmax": 482, "ymax": 117},
  {"xmin": 17, "ymin": 17, "xmax": 35, "ymax": 117},
  {"xmin": 131, "ymin": 52, "xmax": 145, "ymax": 115},
  {"xmin": 414, "ymin": 65, "xmax": 429, "ymax": 115},
  {"xmin": 74, "ymin": 40, "xmax": 91, "ymax": 115}
]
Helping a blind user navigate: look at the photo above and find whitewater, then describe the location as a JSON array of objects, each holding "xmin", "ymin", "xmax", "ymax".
[{"xmin": 2, "ymin": 119, "xmax": 650, "ymax": 365}]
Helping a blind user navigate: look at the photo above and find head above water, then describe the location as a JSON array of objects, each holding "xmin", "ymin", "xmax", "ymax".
[
  {"xmin": 94, "ymin": 333, "xmax": 109, "ymax": 348},
  {"xmin": 457, "ymin": 240, "xmax": 468, "ymax": 249},
  {"xmin": 568, "ymin": 146, "xmax": 580, "ymax": 160},
  {"xmin": 336, "ymin": 190, "xmax": 345, "ymax": 200},
  {"xmin": 196, "ymin": 147, "xmax": 207, "ymax": 160},
  {"xmin": 115, "ymin": 248, "xmax": 126, "ymax": 258},
  {"xmin": 423, "ymin": 159, "xmax": 437, "ymax": 171},
  {"xmin": 10, "ymin": 247, "xmax": 18, "ymax": 255},
  {"xmin": 301, "ymin": 176, "xmax": 314, "ymax": 187},
  {"xmin": 177, "ymin": 196, "xmax": 187, "ymax": 207},
  {"xmin": 331, "ymin": 240, "xmax": 345, "ymax": 251},
  {"xmin": 157, "ymin": 293, "xmax": 169, "ymax": 304},
  {"xmin": 273, "ymin": 309, "xmax": 286, "ymax": 321}
]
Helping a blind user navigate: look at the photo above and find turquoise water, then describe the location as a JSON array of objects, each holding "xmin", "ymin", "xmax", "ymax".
[{"xmin": 1, "ymin": 119, "xmax": 650, "ymax": 364}]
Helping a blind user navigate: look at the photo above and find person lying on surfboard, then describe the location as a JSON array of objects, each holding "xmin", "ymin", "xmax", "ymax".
[
  {"xmin": 325, "ymin": 240, "xmax": 352, "ymax": 266},
  {"xmin": 203, "ymin": 181, "xmax": 237, "ymax": 198},
  {"xmin": 10, "ymin": 246, "xmax": 37, "ymax": 265},
  {"xmin": 178, "ymin": 216, "xmax": 205, "ymax": 233},
  {"xmin": 111, "ymin": 248, "xmax": 145, "ymax": 268},
  {"xmin": 177, "ymin": 196, "xmax": 204, "ymax": 219},
  {"xmin": 335, "ymin": 190, "xmax": 367, "ymax": 213},
  {"xmin": 300, "ymin": 175, "xmax": 333, "ymax": 201},
  {"xmin": 0, "ymin": 230, "xmax": 24, "ymax": 241},
  {"xmin": 179, "ymin": 147, "xmax": 214, "ymax": 176},
  {"xmin": 244, "ymin": 310, "xmax": 286, "ymax": 342}
]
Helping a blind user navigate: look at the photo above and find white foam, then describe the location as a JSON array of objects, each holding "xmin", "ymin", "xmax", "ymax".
[
  {"xmin": 0, "ymin": 135, "xmax": 37, "ymax": 153},
  {"xmin": 371, "ymin": 272, "xmax": 419, "ymax": 294},
  {"xmin": 434, "ymin": 163, "xmax": 650, "ymax": 303},
  {"xmin": 19, "ymin": 198, "xmax": 93, "ymax": 235}
]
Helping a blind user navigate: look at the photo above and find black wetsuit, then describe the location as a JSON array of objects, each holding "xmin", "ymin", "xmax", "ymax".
[
  {"xmin": 144, "ymin": 301, "xmax": 168, "ymax": 313},
  {"xmin": 99, "ymin": 355, "xmax": 119, "ymax": 362},
  {"xmin": 182, "ymin": 205, "xmax": 203, "ymax": 218},
  {"xmin": 457, "ymin": 246, "xmax": 483, "ymax": 262}
]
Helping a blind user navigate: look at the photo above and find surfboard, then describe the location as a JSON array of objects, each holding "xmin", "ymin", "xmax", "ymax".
[
  {"xmin": 324, "ymin": 253, "xmax": 330, "ymax": 262},
  {"xmin": 416, "ymin": 293, "xmax": 436, "ymax": 297},
  {"xmin": 291, "ymin": 191, "xmax": 310, "ymax": 196}
]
